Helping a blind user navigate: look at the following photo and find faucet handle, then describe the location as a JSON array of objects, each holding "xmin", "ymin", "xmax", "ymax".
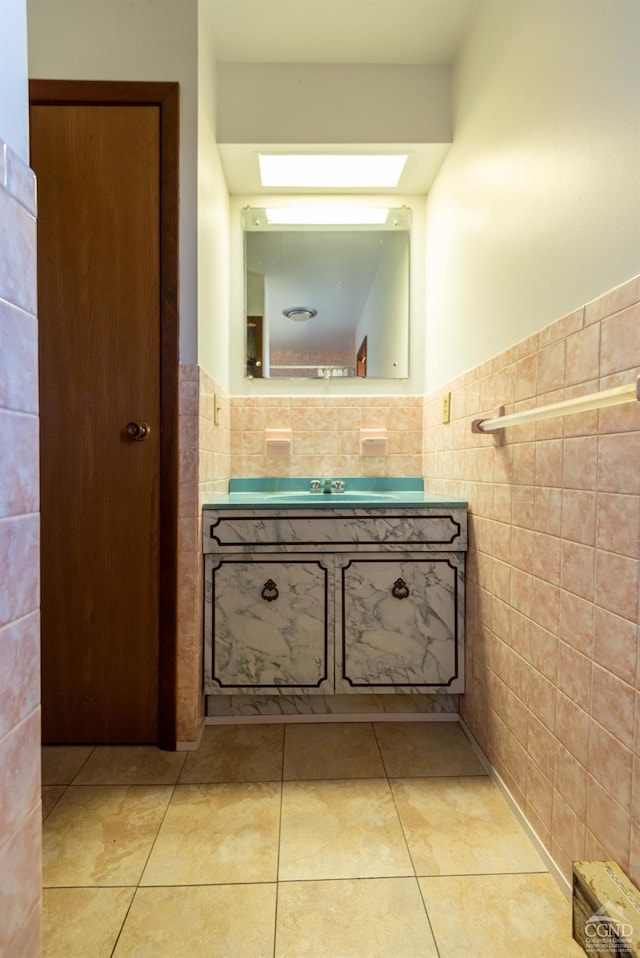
[
  {"xmin": 333, "ymin": 479, "xmax": 345, "ymax": 493},
  {"xmin": 310, "ymin": 479, "xmax": 321, "ymax": 492}
]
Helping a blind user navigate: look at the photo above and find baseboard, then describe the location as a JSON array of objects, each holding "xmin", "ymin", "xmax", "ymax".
[
  {"xmin": 458, "ymin": 716, "xmax": 571, "ymax": 900},
  {"xmin": 205, "ymin": 711, "xmax": 461, "ymax": 725},
  {"xmin": 175, "ymin": 719, "xmax": 206, "ymax": 751}
]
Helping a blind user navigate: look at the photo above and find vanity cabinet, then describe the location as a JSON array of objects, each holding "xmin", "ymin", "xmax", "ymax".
[
  {"xmin": 203, "ymin": 507, "xmax": 466, "ymax": 695},
  {"xmin": 204, "ymin": 555, "xmax": 333, "ymax": 693},
  {"xmin": 336, "ymin": 554, "xmax": 464, "ymax": 692}
]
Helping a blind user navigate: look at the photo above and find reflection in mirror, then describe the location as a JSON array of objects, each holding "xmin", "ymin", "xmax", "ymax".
[{"xmin": 243, "ymin": 207, "xmax": 410, "ymax": 380}]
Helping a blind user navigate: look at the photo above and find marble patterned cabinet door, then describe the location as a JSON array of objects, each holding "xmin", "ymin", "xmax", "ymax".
[
  {"xmin": 204, "ymin": 555, "xmax": 333, "ymax": 693},
  {"xmin": 336, "ymin": 553, "xmax": 464, "ymax": 694}
]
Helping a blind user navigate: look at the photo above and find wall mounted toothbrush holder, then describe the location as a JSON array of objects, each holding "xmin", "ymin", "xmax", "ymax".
[
  {"xmin": 360, "ymin": 428, "xmax": 388, "ymax": 456},
  {"xmin": 265, "ymin": 428, "xmax": 292, "ymax": 457}
]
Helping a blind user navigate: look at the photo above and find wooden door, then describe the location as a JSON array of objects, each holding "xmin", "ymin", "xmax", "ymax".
[{"xmin": 30, "ymin": 83, "xmax": 179, "ymax": 745}]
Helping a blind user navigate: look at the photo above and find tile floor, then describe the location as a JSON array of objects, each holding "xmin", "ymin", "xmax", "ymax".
[{"xmin": 41, "ymin": 721, "xmax": 583, "ymax": 957}]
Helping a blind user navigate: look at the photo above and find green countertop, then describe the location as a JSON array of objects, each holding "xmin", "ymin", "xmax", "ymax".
[{"xmin": 203, "ymin": 477, "xmax": 468, "ymax": 510}]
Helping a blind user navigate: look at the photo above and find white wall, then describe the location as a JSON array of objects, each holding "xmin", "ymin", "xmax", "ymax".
[
  {"xmin": 197, "ymin": 0, "xmax": 230, "ymax": 386},
  {"xmin": 424, "ymin": 0, "xmax": 640, "ymax": 390},
  {"xmin": 217, "ymin": 63, "xmax": 452, "ymax": 145},
  {"xmin": 0, "ymin": 0, "xmax": 29, "ymax": 160},
  {"xmin": 27, "ymin": 0, "xmax": 199, "ymax": 363}
]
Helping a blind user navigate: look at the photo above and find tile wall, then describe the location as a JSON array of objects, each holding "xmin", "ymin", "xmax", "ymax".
[
  {"xmin": 177, "ymin": 365, "xmax": 230, "ymax": 743},
  {"xmin": 178, "ymin": 275, "xmax": 639, "ymax": 895},
  {"xmin": 0, "ymin": 136, "xmax": 42, "ymax": 955},
  {"xmin": 229, "ymin": 394, "xmax": 423, "ymax": 478},
  {"xmin": 175, "ymin": 387, "xmax": 425, "ymax": 738},
  {"xmin": 423, "ymin": 274, "xmax": 640, "ymax": 886}
]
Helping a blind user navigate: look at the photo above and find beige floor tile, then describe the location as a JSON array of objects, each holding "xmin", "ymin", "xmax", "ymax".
[
  {"xmin": 374, "ymin": 721, "xmax": 486, "ymax": 777},
  {"xmin": 113, "ymin": 884, "xmax": 277, "ymax": 958},
  {"xmin": 179, "ymin": 724, "xmax": 284, "ymax": 783},
  {"xmin": 41, "ymin": 746, "xmax": 94, "ymax": 785},
  {"xmin": 42, "ymin": 785, "xmax": 66, "ymax": 821},
  {"xmin": 283, "ymin": 722, "xmax": 386, "ymax": 780},
  {"xmin": 43, "ymin": 785, "xmax": 172, "ymax": 887},
  {"xmin": 279, "ymin": 778, "xmax": 413, "ymax": 881},
  {"xmin": 43, "ymin": 886, "xmax": 135, "ymax": 958},
  {"xmin": 276, "ymin": 877, "xmax": 438, "ymax": 958},
  {"xmin": 419, "ymin": 873, "xmax": 585, "ymax": 957},
  {"xmin": 392, "ymin": 776, "xmax": 546, "ymax": 875},
  {"xmin": 141, "ymin": 782, "xmax": 281, "ymax": 885},
  {"xmin": 73, "ymin": 745, "xmax": 186, "ymax": 785}
]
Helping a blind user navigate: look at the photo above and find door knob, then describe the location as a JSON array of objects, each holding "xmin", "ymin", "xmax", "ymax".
[{"xmin": 124, "ymin": 420, "xmax": 151, "ymax": 441}]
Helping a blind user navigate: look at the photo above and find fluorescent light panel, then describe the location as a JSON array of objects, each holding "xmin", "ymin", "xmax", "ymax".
[
  {"xmin": 258, "ymin": 153, "xmax": 407, "ymax": 188},
  {"xmin": 265, "ymin": 207, "xmax": 390, "ymax": 225}
]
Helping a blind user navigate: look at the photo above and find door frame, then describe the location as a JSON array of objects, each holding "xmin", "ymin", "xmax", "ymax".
[{"xmin": 29, "ymin": 79, "xmax": 180, "ymax": 749}]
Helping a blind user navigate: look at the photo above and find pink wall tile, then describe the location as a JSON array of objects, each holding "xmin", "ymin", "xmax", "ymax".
[
  {"xmin": 557, "ymin": 641, "xmax": 592, "ymax": 712},
  {"xmin": 558, "ymin": 592, "xmax": 593, "ymax": 655},
  {"xmin": 563, "ymin": 436, "xmax": 598, "ymax": 489},
  {"xmin": 551, "ymin": 789, "xmax": 586, "ymax": 881},
  {"xmin": 526, "ymin": 757, "xmax": 553, "ymax": 833},
  {"xmin": 584, "ymin": 275, "xmax": 640, "ymax": 325},
  {"xmin": 0, "ymin": 411, "xmax": 39, "ymax": 517},
  {"xmin": 554, "ymin": 740, "xmax": 587, "ymax": 818},
  {"xmin": 533, "ymin": 486, "xmax": 562, "ymax": 535},
  {"xmin": 598, "ymin": 372, "xmax": 640, "ymax": 435},
  {"xmin": 527, "ymin": 713, "xmax": 556, "ymax": 781},
  {"xmin": 0, "ymin": 138, "xmax": 41, "ymax": 957},
  {"xmin": 530, "ymin": 531, "xmax": 561, "ymax": 585},
  {"xmin": 0, "ymin": 300, "xmax": 38, "ymax": 414},
  {"xmin": 513, "ymin": 354, "xmax": 538, "ymax": 401},
  {"xmin": 534, "ymin": 439, "xmax": 563, "ymax": 487},
  {"xmin": 0, "ymin": 806, "xmax": 42, "ymax": 957},
  {"xmin": 561, "ymin": 489, "xmax": 596, "ymax": 545},
  {"xmin": 565, "ymin": 324, "xmax": 600, "ymax": 386},
  {"xmin": 591, "ymin": 664, "xmax": 635, "ymax": 749},
  {"xmin": 560, "ymin": 540, "xmax": 595, "ymax": 601},
  {"xmin": 528, "ymin": 666, "xmax": 557, "ymax": 733},
  {"xmin": 555, "ymin": 692, "xmax": 590, "ymax": 766},
  {"xmin": 0, "ymin": 710, "xmax": 41, "ymax": 845},
  {"xmin": 537, "ymin": 341, "xmax": 565, "ymax": 394},
  {"xmin": 531, "ymin": 579, "xmax": 560, "ymax": 634},
  {"xmin": 596, "ymin": 492, "xmax": 640, "ymax": 557},
  {"xmin": 594, "ymin": 549, "xmax": 639, "ymax": 621},
  {"xmin": 0, "ymin": 612, "xmax": 40, "ymax": 741},
  {"xmin": 592, "ymin": 607, "xmax": 637, "ymax": 685},
  {"xmin": 598, "ymin": 432, "xmax": 640, "ymax": 495},
  {"xmin": 586, "ymin": 776, "xmax": 631, "ymax": 873},
  {"xmin": 528, "ymin": 622, "xmax": 557, "ymax": 682},
  {"xmin": 600, "ymin": 303, "xmax": 640, "ymax": 376},
  {"xmin": 0, "ymin": 187, "xmax": 36, "ymax": 315},
  {"xmin": 588, "ymin": 719, "xmax": 633, "ymax": 809}
]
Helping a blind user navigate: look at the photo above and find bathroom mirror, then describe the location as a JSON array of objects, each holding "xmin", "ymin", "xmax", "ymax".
[{"xmin": 243, "ymin": 207, "xmax": 410, "ymax": 379}]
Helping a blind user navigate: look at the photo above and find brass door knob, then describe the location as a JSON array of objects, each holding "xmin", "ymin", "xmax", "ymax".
[{"xmin": 124, "ymin": 420, "xmax": 151, "ymax": 441}]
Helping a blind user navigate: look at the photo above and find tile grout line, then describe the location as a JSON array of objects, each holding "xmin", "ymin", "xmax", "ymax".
[
  {"xmin": 273, "ymin": 724, "xmax": 287, "ymax": 958},
  {"xmin": 373, "ymin": 722, "xmax": 443, "ymax": 956},
  {"xmin": 110, "ymin": 770, "xmax": 182, "ymax": 956}
]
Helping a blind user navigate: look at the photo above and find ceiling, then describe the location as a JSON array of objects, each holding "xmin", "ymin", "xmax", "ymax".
[{"xmin": 208, "ymin": 0, "xmax": 481, "ymax": 195}]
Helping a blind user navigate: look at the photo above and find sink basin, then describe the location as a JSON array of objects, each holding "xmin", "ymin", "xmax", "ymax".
[{"xmin": 265, "ymin": 491, "xmax": 399, "ymax": 503}]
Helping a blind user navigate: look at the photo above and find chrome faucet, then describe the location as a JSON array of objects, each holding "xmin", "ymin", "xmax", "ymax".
[{"xmin": 310, "ymin": 478, "xmax": 345, "ymax": 494}]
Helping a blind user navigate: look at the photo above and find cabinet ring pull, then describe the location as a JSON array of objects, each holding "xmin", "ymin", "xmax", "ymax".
[
  {"xmin": 391, "ymin": 577, "xmax": 410, "ymax": 600},
  {"xmin": 261, "ymin": 579, "xmax": 279, "ymax": 602}
]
